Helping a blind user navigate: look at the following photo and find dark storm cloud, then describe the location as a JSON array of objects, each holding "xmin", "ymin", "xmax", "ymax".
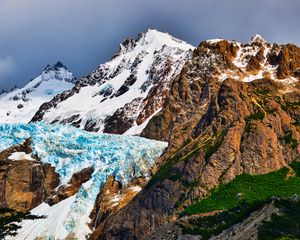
[{"xmin": 0, "ymin": 0, "xmax": 299, "ymax": 90}]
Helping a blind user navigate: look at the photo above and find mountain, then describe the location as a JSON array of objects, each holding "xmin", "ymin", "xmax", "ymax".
[
  {"xmin": 0, "ymin": 62, "xmax": 76, "ymax": 124},
  {"xmin": 98, "ymin": 36, "xmax": 300, "ymax": 239},
  {"xmin": 0, "ymin": 31, "xmax": 300, "ymax": 240},
  {"xmin": 31, "ymin": 29, "xmax": 194, "ymax": 134},
  {"xmin": 0, "ymin": 89, "xmax": 8, "ymax": 95}
]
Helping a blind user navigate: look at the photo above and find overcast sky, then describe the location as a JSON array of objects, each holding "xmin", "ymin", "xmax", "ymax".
[{"xmin": 0, "ymin": 0, "xmax": 299, "ymax": 90}]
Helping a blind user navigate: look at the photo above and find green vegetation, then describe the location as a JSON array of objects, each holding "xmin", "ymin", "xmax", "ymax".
[
  {"xmin": 245, "ymin": 110, "xmax": 265, "ymax": 121},
  {"xmin": 280, "ymin": 130, "xmax": 298, "ymax": 149},
  {"xmin": 252, "ymin": 89, "xmax": 270, "ymax": 96},
  {"xmin": 278, "ymin": 236, "xmax": 300, "ymax": 240},
  {"xmin": 265, "ymin": 108, "xmax": 278, "ymax": 115},
  {"xmin": 292, "ymin": 121, "xmax": 300, "ymax": 127},
  {"xmin": 204, "ymin": 129, "xmax": 227, "ymax": 162},
  {"xmin": 258, "ymin": 199, "xmax": 300, "ymax": 240},
  {"xmin": 182, "ymin": 162, "xmax": 300, "ymax": 216},
  {"xmin": 0, "ymin": 208, "xmax": 45, "ymax": 238},
  {"xmin": 290, "ymin": 162, "xmax": 300, "ymax": 176},
  {"xmin": 146, "ymin": 141, "xmax": 200, "ymax": 188},
  {"xmin": 179, "ymin": 162, "xmax": 300, "ymax": 239},
  {"xmin": 281, "ymin": 101, "xmax": 300, "ymax": 111},
  {"xmin": 244, "ymin": 110, "xmax": 265, "ymax": 133},
  {"xmin": 181, "ymin": 199, "xmax": 300, "ymax": 240}
]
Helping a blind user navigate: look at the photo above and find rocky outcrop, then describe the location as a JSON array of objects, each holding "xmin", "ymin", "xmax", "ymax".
[
  {"xmin": 46, "ymin": 167, "xmax": 94, "ymax": 205},
  {"xmin": 268, "ymin": 44, "xmax": 300, "ymax": 79},
  {"xmin": 0, "ymin": 140, "xmax": 59, "ymax": 212},
  {"xmin": 100, "ymin": 37, "xmax": 300, "ymax": 239},
  {"xmin": 88, "ymin": 176, "xmax": 147, "ymax": 240},
  {"xmin": 210, "ymin": 202, "xmax": 279, "ymax": 240}
]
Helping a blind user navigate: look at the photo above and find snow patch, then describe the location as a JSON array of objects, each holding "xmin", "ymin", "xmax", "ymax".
[
  {"xmin": 124, "ymin": 108, "xmax": 162, "ymax": 135},
  {"xmin": 8, "ymin": 152, "xmax": 35, "ymax": 161},
  {"xmin": 130, "ymin": 186, "xmax": 142, "ymax": 192},
  {"xmin": 12, "ymin": 196, "xmax": 76, "ymax": 240}
]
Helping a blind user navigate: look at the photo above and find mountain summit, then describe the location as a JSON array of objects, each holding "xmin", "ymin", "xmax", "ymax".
[
  {"xmin": 0, "ymin": 62, "xmax": 76, "ymax": 123},
  {"xmin": 31, "ymin": 29, "xmax": 194, "ymax": 134}
]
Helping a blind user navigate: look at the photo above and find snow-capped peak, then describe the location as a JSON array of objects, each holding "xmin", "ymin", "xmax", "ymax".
[
  {"xmin": 249, "ymin": 34, "xmax": 267, "ymax": 45},
  {"xmin": 0, "ymin": 89, "xmax": 7, "ymax": 96},
  {"xmin": 116, "ymin": 29, "xmax": 193, "ymax": 56},
  {"xmin": 40, "ymin": 61, "xmax": 77, "ymax": 83},
  {"xmin": 0, "ymin": 62, "xmax": 76, "ymax": 124},
  {"xmin": 142, "ymin": 29, "xmax": 192, "ymax": 49},
  {"xmin": 32, "ymin": 30, "xmax": 195, "ymax": 134},
  {"xmin": 43, "ymin": 61, "xmax": 65, "ymax": 71}
]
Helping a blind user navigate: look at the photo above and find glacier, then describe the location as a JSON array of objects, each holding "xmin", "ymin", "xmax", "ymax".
[{"xmin": 0, "ymin": 122, "xmax": 167, "ymax": 239}]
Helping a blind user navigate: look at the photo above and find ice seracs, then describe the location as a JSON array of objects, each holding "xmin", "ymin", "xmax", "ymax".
[
  {"xmin": 0, "ymin": 62, "xmax": 76, "ymax": 124},
  {"xmin": 0, "ymin": 122, "xmax": 168, "ymax": 239}
]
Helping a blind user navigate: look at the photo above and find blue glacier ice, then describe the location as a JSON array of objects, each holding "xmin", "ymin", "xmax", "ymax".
[
  {"xmin": 0, "ymin": 122, "xmax": 168, "ymax": 238},
  {"xmin": 0, "ymin": 122, "xmax": 167, "ymax": 184}
]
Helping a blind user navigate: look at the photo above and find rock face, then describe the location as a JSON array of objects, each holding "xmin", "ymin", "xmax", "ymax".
[
  {"xmin": 1, "ymin": 33, "xmax": 300, "ymax": 239},
  {"xmin": 46, "ymin": 167, "xmax": 94, "ymax": 205},
  {"xmin": 88, "ymin": 176, "xmax": 147, "ymax": 240},
  {"xmin": 0, "ymin": 140, "xmax": 59, "ymax": 212},
  {"xmin": 210, "ymin": 202, "xmax": 279, "ymax": 240},
  {"xmin": 100, "ymin": 36, "xmax": 300, "ymax": 239}
]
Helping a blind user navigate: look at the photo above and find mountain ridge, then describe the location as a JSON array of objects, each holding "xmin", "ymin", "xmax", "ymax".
[
  {"xmin": 99, "ymin": 33, "xmax": 300, "ymax": 239},
  {"xmin": 30, "ymin": 29, "xmax": 194, "ymax": 134},
  {"xmin": 0, "ymin": 30, "xmax": 299, "ymax": 240},
  {"xmin": 0, "ymin": 62, "xmax": 76, "ymax": 124}
]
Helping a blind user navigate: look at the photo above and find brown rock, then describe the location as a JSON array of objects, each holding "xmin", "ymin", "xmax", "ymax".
[
  {"xmin": 88, "ymin": 176, "xmax": 147, "ymax": 240},
  {"xmin": 267, "ymin": 44, "xmax": 300, "ymax": 79},
  {"xmin": 246, "ymin": 56, "xmax": 261, "ymax": 73},
  {"xmin": 46, "ymin": 167, "xmax": 94, "ymax": 205},
  {"xmin": 102, "ymin": 56, "xmax": 300, "ymax": 239},
  {"xmin": 0, "ymin": 139, "xmax": 60, "ymax": 212}
]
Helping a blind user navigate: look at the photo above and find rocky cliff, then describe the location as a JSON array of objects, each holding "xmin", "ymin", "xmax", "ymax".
[
  {"xmin": 0, "ymin": 139, "xmax": 59, "ymax": 212},
  {"xmin": 99, "ymin": 36, "xmax": 300, "ymax": 239}
]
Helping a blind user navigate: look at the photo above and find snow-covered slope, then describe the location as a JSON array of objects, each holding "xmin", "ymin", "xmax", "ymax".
[
  {"xmin": 0, "ymin": 122, "xmax": 167, "ymax": 239},
  {"xmin": 0, "ymin": 62, "xmax": 76, "ymax": 124},
  {"xmin": 31, "ymin": 29, "xmax": 194, "ymax": 135}
]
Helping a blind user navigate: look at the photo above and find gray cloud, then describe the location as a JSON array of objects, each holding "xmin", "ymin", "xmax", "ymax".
[
  {"xmin": 0, "ymin": 56, "xmax": 16, "ymax": 86},
  {"xmin": 0, "ymin": 0, "xmax": 300, "ymax": 90}
]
